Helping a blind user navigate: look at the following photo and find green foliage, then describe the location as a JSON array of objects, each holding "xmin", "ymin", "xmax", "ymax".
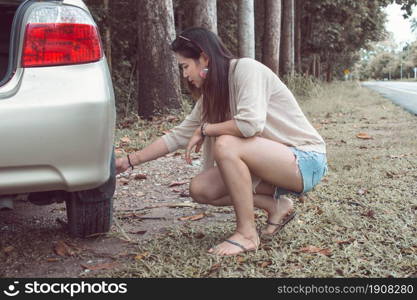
[
  {"xmin": 85, "ymin": 0, "xmax": 138, "ymax": 117},
  {"xmin": 83, "ymin": 0, "xmax": 417, "ymax": 116},
  {"xmin": 283, "ymin": 74, "xmax": 323, "ymax": 99},
  {"xmin": 357, "ymin": 35, "xmax": 417, "ymax": 80},
  {"xmin": 301, "ymin": 0, "xmax": 388, "ymax": 80}
]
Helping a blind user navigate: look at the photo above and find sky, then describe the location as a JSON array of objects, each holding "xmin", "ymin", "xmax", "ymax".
[{"xmin": 384, "ymin": 3, "xmax": 417, "ymax": 47}]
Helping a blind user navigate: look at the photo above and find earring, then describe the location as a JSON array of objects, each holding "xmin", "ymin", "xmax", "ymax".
[{"xmin": 199, "ymin": 68, "xmax": 209, "ymax": 79}]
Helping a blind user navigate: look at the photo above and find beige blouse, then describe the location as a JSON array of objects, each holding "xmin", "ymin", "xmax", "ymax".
[{"xmin": 162, "ymin": 58, "xmax": 326, "ymax": 190}]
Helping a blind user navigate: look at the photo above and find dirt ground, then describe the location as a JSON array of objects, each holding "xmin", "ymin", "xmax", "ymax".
[
  {"xmin": 1, "ymin": 82, "xmax": 416, "ymax": 278},
  {"xmin": 0, "ymin": 153, "xmax": 209, "ymax": 277}
]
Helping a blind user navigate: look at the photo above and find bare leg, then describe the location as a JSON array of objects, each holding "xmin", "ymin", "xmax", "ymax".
[
  {"xmin": 190, "ymin": 168, "xmax": 294, "ymax": 237},
  {"xmin": 190, "ymin": 135, "xmax": 302, "ymax": 255}
]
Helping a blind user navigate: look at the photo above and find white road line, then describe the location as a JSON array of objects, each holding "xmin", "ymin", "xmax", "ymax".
[{"xmin": 369, "ymin": 84, "xmax": 417, "ymax": 95}]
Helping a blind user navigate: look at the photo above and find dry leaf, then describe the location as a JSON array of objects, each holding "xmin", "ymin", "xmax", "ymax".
[
  {"xmin": 169, "ymin": 181, "xmax": 189, "ymax": 187},
  {"xmin": 133, "ymin": 174, "xmax": 147, "ymax": 180},
  {"xmin": 166, "ymin": 203, "xmax": 196, "ymax": 208},
  {"xmin": 178, "ymin": 213, "xmax": 205, "ymax": 221},
  {"xmin": 336, "ymin": 238, "xmax": 355, "ymax": 245},
  {"xmin": 135, "ymin": 252, "xmax": 149, "ymax": 260},
  {"xmin": 194, "ymin": 232, "xmax": 205, "ymax": 239},
  {"xmin": 336, "ymin": 269, "xmax": 344, "ymax": 276},
  {"xmin": 298, "ymin": 194, "xmax": 308, "ymax": 203},
  {"xmin": 386, "ymin": 171, "xmax": 398, "ymax": 178},
  {"xmin": 3, "ymin": 246, "xmax": 14, "ymax": 254},
  {"xmin": 46, "ymin": 258, "xmax": 61, "ymax": 262},
  {"xmin": 124, "ymin": 147, "xmax": 139, "ymax": 153},
  {"xmin": 259, "ymin": 261, "xmax": 272, "ymax": 268},
  {"xmin": 208, "ymin": 263, "xmax": 221, "ymax": 274},
  {"xmin": 120, "ymin": 136, "xmax": 131, "ymax": 146},
  {"xmin": 313, "ymin": 206, "xmax": 323, "ymax": 215},
  {"xmin": 115, "ymin": 148, "xmax": 124, "ymax": 156},
  {"xmin": 361, "ymin": 210, "xmax": 375, "ymax": 219},
  {"xmin": 81, "ymin": 262, "xmax": 118, "ymax": 271},
  {"xmin": 118, "ymin": 178, "xmax": 129, "ymax": 185},
  {"xmin": 400, "ymin": 246, "xmax": 417, "ymax": 255},
  {"xmin": 299, "ymin": 245, "xmax": 332, "ymax": 256},
  {"xmin": 54, "ymin": 241, "xmax": 74, "ymax": 257},
  {"xmin": 166, "ymin": 115, "xmax": 178, "ymax": 122},
  {"xmin": 356, "ymin": 132, "xmax": 373, "ymax": 139},
  {"xmin": 119, "ymin": 212, "xmax": 146, "ymax": 219},
  {"xmin": 236, "ymin": 256, "xmax": 246, "ymax": 264},
  {"xmin": 129, "ymin": 230, "xmax": 147, "ymax": 235}
]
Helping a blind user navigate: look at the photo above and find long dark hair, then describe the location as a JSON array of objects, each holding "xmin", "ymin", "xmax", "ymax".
[{"xmin": 171, "ymin": 27, "xmax": 235, "ymax": 123}]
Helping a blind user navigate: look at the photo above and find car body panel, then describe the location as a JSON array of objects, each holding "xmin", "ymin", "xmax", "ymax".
[{"xmin": 0, "ymin": 0, "xmax": 116, "ymax": 195}]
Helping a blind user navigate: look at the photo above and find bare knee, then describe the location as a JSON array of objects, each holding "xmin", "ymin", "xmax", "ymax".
[
  {"xmin": 189, "ymin": 177, "xmax": 213, "ymax": 204},
  {"xmin": 213, "ymin": 135, "xmax": 240, "ymax": 161}
]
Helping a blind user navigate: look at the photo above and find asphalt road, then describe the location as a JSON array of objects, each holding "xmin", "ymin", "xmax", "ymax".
[{"xmin": 362, "ymin": 81, "xmax": 417, "ymax": 115}]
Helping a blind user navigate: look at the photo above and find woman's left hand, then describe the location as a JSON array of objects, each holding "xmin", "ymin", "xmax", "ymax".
[{"xmin": 185, "ymin": 127, "xmax": 204, "ymax": 164}]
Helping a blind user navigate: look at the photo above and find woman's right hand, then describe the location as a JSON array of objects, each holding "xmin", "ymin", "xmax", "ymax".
[
  {"xmin": 115, "ymin": 156, "xmax": 131, "ymax": 174},
  {"xmin": 185, "ymin": 127, "xmax": 204, "ymax": 164}
]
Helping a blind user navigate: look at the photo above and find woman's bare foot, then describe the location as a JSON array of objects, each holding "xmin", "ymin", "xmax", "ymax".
[
  {"xmin": 208, "ymin": 231, "xmax": 259, "ymax": 256},
  {"xmin": 261, "ymin": 196, "xmax": 294, "ymax": 235}
]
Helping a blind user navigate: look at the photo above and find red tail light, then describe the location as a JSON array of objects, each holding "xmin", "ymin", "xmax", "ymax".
[{"xmin": 22, "ymin": 23, "xmax": 103, "ymax": 68}]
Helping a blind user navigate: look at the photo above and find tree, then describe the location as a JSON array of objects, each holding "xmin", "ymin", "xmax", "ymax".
[
  {"xmin": 103, "ymin": 0, "xmax": 111, "ymax": 71},
  {"xmin": 262, "ymin": 0, "xmax": 282, "ymax": 75},
  {"xmin": 301, "ymin": 1, "xmax": 388, "ymax": 81},
  {"xmin": 238, "ymin": 0, "xmax": 255, "ymax": 58},
  {"xmin": 294, "ymin": 0, "xmax": 303, "ymax": 73},
  {"xmin": 193, "ymin": 0, "xmax": 217, "ymax": 33},
  {"xmin": 280, "ymin": 0, "xmax": 295, "ymax": 76},
  {"xmin": 137, "ymin": 0, "xmax": 181, "ymax": 119}
]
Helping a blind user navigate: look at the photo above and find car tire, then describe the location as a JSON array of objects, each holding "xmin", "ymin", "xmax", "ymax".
[{"xmin": 65, "ymin": 151, "xmax": 115, "ymax": 238}]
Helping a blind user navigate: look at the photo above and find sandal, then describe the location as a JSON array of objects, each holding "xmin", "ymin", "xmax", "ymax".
[
  {"xmin": 209, "ymin": 235, "xmax": 259, "ymax": 256},
  {"xmin": 263, "ymin": 211, "xmax": 296, "ymax": 236}
]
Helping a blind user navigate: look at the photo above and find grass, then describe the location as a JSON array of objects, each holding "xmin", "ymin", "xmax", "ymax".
[{"xmin": 109, "ymin": 81, "xmax": 417, "ymax": 278}]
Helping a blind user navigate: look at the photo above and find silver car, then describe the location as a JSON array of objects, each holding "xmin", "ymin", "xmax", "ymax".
[{"xmin": 0, "ymin": 0, "xmax": 116, "ymax": 237}]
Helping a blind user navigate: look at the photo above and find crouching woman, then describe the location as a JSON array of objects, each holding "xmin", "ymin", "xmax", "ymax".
[{"xmin": 116, "ymin": 27, "xmax": 327, "ymax": 256}]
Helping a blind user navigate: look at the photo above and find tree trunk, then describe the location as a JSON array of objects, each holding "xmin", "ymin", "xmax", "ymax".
[
  {"xmin": 137, "ymin": 0, "xmax": 181, "ymax": 119},
  {"xmin": 301, "ymin": 12, "xmax": 313, "ymax": 74},
  {"xmin": 311, "ymin": 55, "xmax": 316, "ymax": 78},
  {"xmin": 280, "ymin": 0, "xmax": 295, "ymax": 77},
  {"xmin": 326, "ymin": 59, "xmax": 333, "ymax": 82},
  {"xmin": 316, "ymin": 55, "xmax": 321, "ymax": 79},
  {"xmin": 193, "ymin": 0, "xmax": 217, "ymax": 34},
  {"xmin": 103, "ymin": 0, "xmax": 111, "ymax": 71},
  {"xmin": 294, "ymin": 0, "xmax": 303, "ymax": 74},
  {"xmin": 262, "ymin": 0, "xmax": 281, "ymax": 75},
  {"xmin": 238, "ymin": 0, "xmax": 255, "ymax": 58}
]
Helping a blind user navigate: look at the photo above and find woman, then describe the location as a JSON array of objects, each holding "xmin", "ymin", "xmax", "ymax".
[{"xmin": 116, "ymin": 27, "xmax": 327, "ymax": 256}]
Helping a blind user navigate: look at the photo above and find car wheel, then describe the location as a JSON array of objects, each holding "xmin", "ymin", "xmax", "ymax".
[{"xmin": 65, "ymin": 151, "xmax": 115, "ymax": 238}]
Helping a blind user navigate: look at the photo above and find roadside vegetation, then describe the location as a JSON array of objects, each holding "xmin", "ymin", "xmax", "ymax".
[{"xmin": 109, "ymin": 80, "xmax": 417, "ymax": 278}]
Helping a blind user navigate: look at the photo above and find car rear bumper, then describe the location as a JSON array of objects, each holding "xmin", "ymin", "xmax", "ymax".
[{"xmin": 0, "ymin": 60, "xmax": 116, "ymax": 195}]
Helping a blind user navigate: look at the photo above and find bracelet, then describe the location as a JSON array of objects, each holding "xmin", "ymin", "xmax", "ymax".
[
  {"xmin": 127, "ymin": 154, "xmax": 134, "ymax": 170},
  {"xmin": 200, "ymin": 122, "xmax": 208, "ymax": 137}
]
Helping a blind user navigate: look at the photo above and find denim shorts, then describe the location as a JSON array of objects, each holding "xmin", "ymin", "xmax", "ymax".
[{"xmin": 274, "ymin": 148, "xmax": 327, "ymax": 198}]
